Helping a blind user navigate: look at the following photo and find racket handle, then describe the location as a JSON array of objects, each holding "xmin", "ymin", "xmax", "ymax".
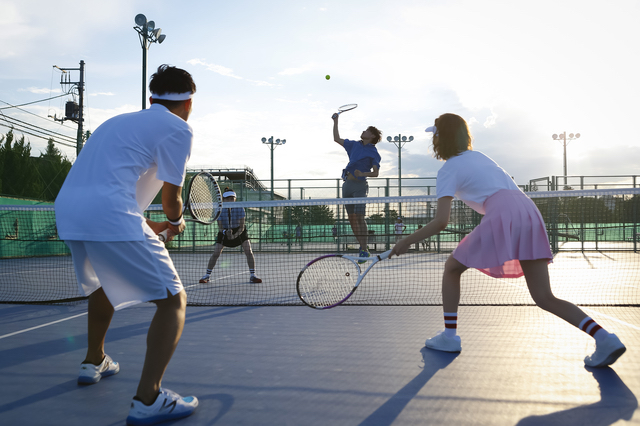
[
  {"xmin": 158, "ymin": 229, "xmax": 169, "ymax": 243},
  {"xmin": 378, "ymin": 249, "xmax": 393, "ymax": 260}
]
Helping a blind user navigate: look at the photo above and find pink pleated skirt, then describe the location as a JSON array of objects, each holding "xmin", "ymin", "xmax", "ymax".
[{"xmin": 452, "ymin": 189, "xmax": 553, "ymax": 278}]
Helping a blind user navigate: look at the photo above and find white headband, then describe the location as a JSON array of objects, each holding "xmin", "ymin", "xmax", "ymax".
[
  {"xmin": 425, "ymin": 125, "xmax": 437, "ymax": 134},
  {"xmin": 150, "ymin": 92, "xmax": 193, "ymax": 101},
  {"xmin": 223, "ymin": 191, "xmax": 237, "ymax": 198}
]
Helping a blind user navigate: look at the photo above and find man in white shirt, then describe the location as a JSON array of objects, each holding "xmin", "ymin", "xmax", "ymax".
[{"xmin": 55, "ymin": 65, "xmax": 199, "ymax": 425}]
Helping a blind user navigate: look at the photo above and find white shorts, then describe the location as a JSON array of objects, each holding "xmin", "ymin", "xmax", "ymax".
[{"xmin": 65, "ymin": 226, "xmax": 183, "ymax": 310}]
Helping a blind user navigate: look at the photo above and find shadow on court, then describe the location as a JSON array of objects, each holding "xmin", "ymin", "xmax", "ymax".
[
  {"xmin": 0, "ymin": 379, "xmax": 78, "ymax": 415},
  {"xmin": 358, "ymin": 348, "xmax": 459, "ymax": 426},
  {"xmin": 516, "ymin": 367, "xmax": 637, "ymax": 426},
  {"xmin": 0, "ymin": 306, "xmax": 259, "ymax": 370},
  {"xmin": 194, "ymin": 393, "xmax": 234, "ymax": 426}
]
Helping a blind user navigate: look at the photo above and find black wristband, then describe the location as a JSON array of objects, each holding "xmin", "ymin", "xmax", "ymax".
[{"xmin": 167, "ymin": 214, "xmax": 183, "ymax": 226}]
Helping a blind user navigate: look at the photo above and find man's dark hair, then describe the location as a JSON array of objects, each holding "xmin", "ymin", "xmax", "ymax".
[
  {"xmin": 367, "ymin": 126, "xmax": 382, "ymax": 144},
  {"xmin": 148, "ymin": 65, "xmax": 196, "ymax": 109}
]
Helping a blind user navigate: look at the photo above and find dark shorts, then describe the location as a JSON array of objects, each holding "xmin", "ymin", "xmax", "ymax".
[
  {"xmin": 216, "ymin": 227, "xmax": 249, "ymax": 248},
  {"xmin": 342, "ymin": 179, "xmax": 369, "ymax": 215}
]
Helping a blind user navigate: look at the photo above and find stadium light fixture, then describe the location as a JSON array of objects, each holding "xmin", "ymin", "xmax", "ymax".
[
  {"xmin": 387, "ymin": 134, "xmax": 414, "ymax": 197},
  {"xmin": 552, "ymin": 132, "xmax": 581, "ymax": 189},
  {"xmin": 134, "ymin": 14, "xmax": 166, "ymax": 110},
  {"xmin": 262, "ymin": 137, "xmax": 287, "ymax": 200}
]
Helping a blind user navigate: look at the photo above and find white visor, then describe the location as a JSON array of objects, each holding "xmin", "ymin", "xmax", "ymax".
[
  {"xmin": 150, "ymin": 92, "xmax": 193, "ymax": 101},
  {"xmin": 425, "ymin": 126, "xmax": 437, "ymax": 134},
  {"xmin": 223, "ymin": 191, "xmax": 237, "ymax": 198}
]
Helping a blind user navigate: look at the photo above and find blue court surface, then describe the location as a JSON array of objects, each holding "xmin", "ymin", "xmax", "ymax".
[{"xmin": 0, "ymin": 302, "xmax": 638, "ymax": 425}]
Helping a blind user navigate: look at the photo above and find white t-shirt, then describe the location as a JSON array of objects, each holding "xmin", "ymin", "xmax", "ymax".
[
  {"xmin": 436, "ymin": 150, "xmax": 520, "ymax": 214},
  {"xmin": 55, "ymin": 104, "xmax": 193, "ymax": 241}
]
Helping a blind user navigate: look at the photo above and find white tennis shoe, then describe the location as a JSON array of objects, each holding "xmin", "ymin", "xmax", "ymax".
[
  {"xmin": 584, "ymin": 334, "xmax": 626, "ymax": 368},
  {"xmin": 126, "ymin": 388, "xmax": 198, "ymax": 426},
  {"xmin": 425, "ymin": 331, "xmax": 462, "ymax": 353},
  {"xmin": 77, "ymin": 354, "xmax": 119, "ymax": 384}
]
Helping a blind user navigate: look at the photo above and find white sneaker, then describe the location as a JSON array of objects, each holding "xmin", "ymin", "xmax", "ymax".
[
  {"xmin": 126, "ymin": 388, "xmax": 198, "ymax": 426},
  {"xmin": 425, "ymin": 331, "xmax": 462, "ymax": 353},
  {"xmin": 78, "ymin": 354, "xmax": 119, "ymax": 384},
  {"xmin": 585, "ymin": 334, "xmax": 626, "ymax": 368}
]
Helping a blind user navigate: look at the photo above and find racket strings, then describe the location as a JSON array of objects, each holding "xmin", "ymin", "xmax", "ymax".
[
  {"xmin": 298, "ymin": 257, "xmax": 359, "ymax": 307},
  {"xmin": 189, "ymin": 175, "xmax": 220, "ymax": 223},
  {"xmin": 338, "ymin": 103, "xmax": 357, "ymax": 113}
]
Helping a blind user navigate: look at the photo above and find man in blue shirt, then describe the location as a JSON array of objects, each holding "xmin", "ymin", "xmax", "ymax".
[
  {"xmin": 199, "ymin": 188, "xmax": 262, "ymax": 283},
  {"xmin": 331, "ymin": 113, "xmax": 382, "ymax": 261}
]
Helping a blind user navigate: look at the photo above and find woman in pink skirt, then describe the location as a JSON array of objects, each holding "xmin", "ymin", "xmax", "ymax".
[{"xmin": 390, "ymin": 113, "xmax": 625, "ymax": 368}]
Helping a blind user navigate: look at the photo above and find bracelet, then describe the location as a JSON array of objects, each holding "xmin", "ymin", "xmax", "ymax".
[{"xmin": 167, "ymin": 215, "xmax": 183, "ymax": 226}]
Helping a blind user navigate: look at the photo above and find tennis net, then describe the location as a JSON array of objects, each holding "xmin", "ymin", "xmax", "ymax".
[{"xmin": 1, "ymin": 188, "xmax": 639, "ymax": 306}]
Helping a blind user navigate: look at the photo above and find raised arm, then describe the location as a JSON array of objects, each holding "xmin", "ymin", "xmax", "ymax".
[{"xmin": 332, "ymin": 113, "xmax": 344, "ymax": 146}]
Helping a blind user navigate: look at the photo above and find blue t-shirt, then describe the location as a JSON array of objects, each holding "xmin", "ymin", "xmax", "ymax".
[
  {"xmin": 219, "ymin": 206, "xmax": 246, "ymax": 228},
  {"xmin": 342, "ymin": 139, "xmax": 381, "ymax": 181}
]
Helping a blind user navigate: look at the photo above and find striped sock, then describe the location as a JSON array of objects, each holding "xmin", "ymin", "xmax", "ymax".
[
  {"xmin": 205, "ymin": 269, "xmax": 212, "ymax": 276},
  {"xmin": 579, "ymin": 317, "xmax": 609, "ymax": 344},
  {"xmin": 444, "ymin": 312, "xmax": 458, "ymax": 337},
  {"xmin": 249, "ymin": 268, "xmax": 256, "ymax": 277}
]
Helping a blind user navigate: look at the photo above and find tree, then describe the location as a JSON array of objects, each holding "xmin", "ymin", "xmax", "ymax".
[
  {"xmin": 0, "ymin": 130, "xmax": 42, "ymax": 198},
  {"xmin": 0, "ymin": 130, "xmax": 72, "ymax": 201},
  {"xmin": 369, "ymin": 209, "xmax": 398, "ymax": 224},
  {"xmin": 34, "ymin": 139, "xmax": 72, "ymax": 201},
  {"xmin": 283, "ymin": 205, "xmax": 335, "ymax": 225}
]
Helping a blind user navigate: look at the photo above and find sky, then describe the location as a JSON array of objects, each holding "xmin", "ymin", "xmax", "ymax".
[{"xmin": 1, "ymin": 0, "xmax": 640, "ymax": 190}]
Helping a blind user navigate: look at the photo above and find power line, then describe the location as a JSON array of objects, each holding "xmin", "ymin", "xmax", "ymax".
[
  {"xmin": 0, "ymin": 115, "xmax": 76, "ymax": 143},
  {"xmin": 0, "ymin": 94, "xmax": 69, "ymax": 110},
  {"xmin": 0, "ymin": 122, "xmax": 77, "ymax": 149},
  {"xmin": 0, "ymin": 97, "xmax": 77, "ymax": 131}
]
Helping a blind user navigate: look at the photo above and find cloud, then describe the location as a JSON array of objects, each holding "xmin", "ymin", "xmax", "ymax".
[
  {"xmin": 187, "ymin": 58, "xmax": 274, "ymax": 86},
  {"xmin": 19, "ymin": 87, "xmax": 61, "ymax": 94},
  {"xmin": 89, "ymin": 92, "xmax": 115, "ymax": 97}
]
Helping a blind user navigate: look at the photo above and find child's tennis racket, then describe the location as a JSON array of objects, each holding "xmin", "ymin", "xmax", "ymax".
[
  {"xmin": 159, "ymin": 172, "xmax": 223, "ymax": 242},
  {"xmin": 336, "ymin": 103, "xmax": 357, "ymax": 114},
  {"xmin": 296, "ymin": 249, "xmax": 392, "ymax": 309}
]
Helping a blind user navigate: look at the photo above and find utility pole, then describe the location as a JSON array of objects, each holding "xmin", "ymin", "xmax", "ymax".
[{"xmin": 53, "ymin": 60, "xmax": 86, "ymax": 156}]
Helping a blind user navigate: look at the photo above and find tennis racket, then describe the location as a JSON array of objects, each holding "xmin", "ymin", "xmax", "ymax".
[
  {"xmin": 158, "ymin": 172, "xmax": 223, "ymax": 242},
  {"xmin": 297, "ymin": 249, "xmax": 392, "ymax": 309},
  {"xmin": 336, "ymin": 103, "xmax": 357, "ymax": 114}
]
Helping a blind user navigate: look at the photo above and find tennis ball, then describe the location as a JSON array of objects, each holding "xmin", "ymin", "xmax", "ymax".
[{"xmin": 325, "ymin": 75, "xmax": 330, "ymax": 80}]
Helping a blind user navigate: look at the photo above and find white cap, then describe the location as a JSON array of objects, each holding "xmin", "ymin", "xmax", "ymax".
[{"xmin": 425, "ymin": 125, "xmax": 437, "ymax": 134}]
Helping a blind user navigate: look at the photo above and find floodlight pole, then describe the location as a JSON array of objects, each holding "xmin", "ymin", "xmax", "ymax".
[
  {"xmin": 134, "ymin": 14, "xmax": 166, "ymax": 110},
  {"xmin": 261, "ymin": 136, "xmax": 286, "ymax": 200},
  {"xmin": 552, "ymin": 132, "xmax": 580, "ymax": 189},
  {"xmin": 387, "ymin": 134, "xmax": 414, "ymax": 198}
]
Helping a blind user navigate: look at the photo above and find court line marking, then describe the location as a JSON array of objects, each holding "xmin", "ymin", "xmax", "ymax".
[
  {"xmin": 0, "ymin": 312, "xmax": 88, "ymax": 340},
  {"xmin": 582, "ymin": 307, "xmax": 640, "ymax": 331},
  {"xmin": 183, "ymin": 272, "xmax": 247, "ymax": 290}
]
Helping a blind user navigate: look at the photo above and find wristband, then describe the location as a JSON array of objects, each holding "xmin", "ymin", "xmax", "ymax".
[{"xmin": 167, "ymin": 215, "xmax": 184, "ymax": 226}]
